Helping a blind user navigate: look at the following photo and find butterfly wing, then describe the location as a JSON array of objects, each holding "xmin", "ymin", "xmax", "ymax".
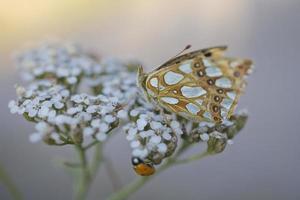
[
  {"xmin": 157, "ymin": 46, "xmax": 227, "ymax": 70},
  {"xmin": 145, "ymin": 47, "xmax": 252, "ymax": 123}
]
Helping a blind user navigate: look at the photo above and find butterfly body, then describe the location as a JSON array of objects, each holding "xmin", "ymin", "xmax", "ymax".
[{"xmin": 137, "ymin": 46, "xmax": 252, "ymax": 124}]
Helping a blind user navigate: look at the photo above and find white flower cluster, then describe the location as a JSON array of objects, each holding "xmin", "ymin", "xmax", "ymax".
[
  {"xmin": 123, "ymin": 99, "xmax": 180, "ymax": 165},
  {"xmin": 86, "ymin": 58, "xmax": 139, "ymax": 105},
  {"xmin": 186, "ymin": 112, "xmax": 248, "ymax": 151},
  {"xmin": 9, "ymin": 80, "xmax": 69, "ymax": 119},
  {"xmin": 9, "ymin": 41, "xmax": 138, "ymax": 145},
  {"xmin": 9, "ymin": 80, "xmax": 125, "ymax": 144},
  {"xmin": 15, "ymin": 42, "xmax": 102, "ymax": 85}
]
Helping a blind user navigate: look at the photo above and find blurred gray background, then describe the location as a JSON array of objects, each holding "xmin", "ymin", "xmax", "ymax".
[{"xmin": 0, "ymin": 0, "xmax": 299, "ymax": 199}]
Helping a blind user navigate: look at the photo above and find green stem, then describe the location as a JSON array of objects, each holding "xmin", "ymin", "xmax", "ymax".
[
  {"xmin": 0, "ymin": 163, "xmax": 22, "ymax": 200},
  {"xmin": 84, "ymin": 141, "xmax": 99, "ymax": 151},
  {"xmin": 174, "ymin": 151, "xmax": 211, "ymax": 165},
  {"xmin": 75, "ymin": 144, "xmax": 91, "ymax": 200},
  {"xmin": 106, "ymin": 142, "xmax": 198, "ymax": 200},
  {"xmin": 90, "ymin": 143, "xmax": 103, "ymax": 179},
  {"xmin": 74, "ymin": 143, "xmax": 103, "ymax": 200}
]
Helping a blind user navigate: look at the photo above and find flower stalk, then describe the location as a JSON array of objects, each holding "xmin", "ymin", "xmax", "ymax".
[
  {"xmin": 74, "ymin": 142, "xmax": 103, "ymax": 200},
  {"xmin": 0, "ymin": 163, "xmax": 22, "ymax": 200},
  {"xmin": 75, "ymin": 144, "xmax": 91, "ymax": 200}
]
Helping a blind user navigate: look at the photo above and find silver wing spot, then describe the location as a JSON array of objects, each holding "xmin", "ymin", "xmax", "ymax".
[{"xmin": 164, "ymin": 71, "xmax": 184, "ymax": 85}]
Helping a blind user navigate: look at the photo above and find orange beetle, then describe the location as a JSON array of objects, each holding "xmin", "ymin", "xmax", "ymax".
[{"xmin": 131, "ymin": 157, "xmax": 155, "ymax": 176}]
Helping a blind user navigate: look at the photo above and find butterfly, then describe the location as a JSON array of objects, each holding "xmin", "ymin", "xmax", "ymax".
[{"xmin": 137, "ymin": 45, "xmax": 253, "ymax": 124}]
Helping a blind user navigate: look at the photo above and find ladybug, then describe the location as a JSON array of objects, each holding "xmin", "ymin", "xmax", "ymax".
[{"xmin": 131, "ymin": 157, "xmax": 155, "ymax": 176}]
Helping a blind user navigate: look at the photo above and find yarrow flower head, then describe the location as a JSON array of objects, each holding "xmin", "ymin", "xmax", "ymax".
[
  {"xmin": 9, "ymin": 41, "xmax": 138, "ymax": 146},
  {"xmin": 9, "ymin": 80, "xmax": 69, "ymax": 119},
  {"xmin": 15, "ymin": 41, "xmax": 102, "ymax": 86}
]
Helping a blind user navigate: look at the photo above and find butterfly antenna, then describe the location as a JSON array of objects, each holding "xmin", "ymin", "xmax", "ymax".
[
  {"xmin": 157, "ymin": 45, "xmax": 191, "ymax": 69},
  {"xmin": 171, "ymin": 44, "xmax": 191, "ymax": 60}
]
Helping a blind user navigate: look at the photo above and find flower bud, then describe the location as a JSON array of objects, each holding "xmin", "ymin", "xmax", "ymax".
[
  {"xmin": 207, "ymin": 131, "xmax": 227, "ymax": 154},
  {"xmin": 43, "ymin": 136, "xmax": 57, "ymax": 145},
  {"xmin": 227, "ymin": 114, "xmax": 248, "ymax": 139},
  {"xmin": 72, "ymin": 132, "xmax": 83, "ymax": 144}
]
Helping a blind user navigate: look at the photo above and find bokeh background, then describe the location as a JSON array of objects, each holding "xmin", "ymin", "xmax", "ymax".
[{"xmin": 1, "ymin": 0, "xmax": 300, "ymax": 199}]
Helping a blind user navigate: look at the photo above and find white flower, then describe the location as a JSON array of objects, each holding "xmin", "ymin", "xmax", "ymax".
[
  {"xmin": 200, "ymin": 133, "xmax": 209, "ymax": 141},
  {"xmin": 132, "ymin": 148, "xmax": 148, "ymax": 158},
  {"xmin": 126, "ymin": 133, "xmax": 136, "ymax": 141},
  {"xmin": 99, "ymin": 123, "xmax": 109, "ymax": 132},
  {"xmin": 27, "ymin": 104, "xmax": 39, "ymax": 117},
  {"xmin": 66, "ymin": 76, "xmax": 77, "ymax": 84},
  {"xmin": 199, "ymin": 121, "xmax": 215, "ymax": 128},
  {"xmin": 54, "ymin": 101, "xmax": 64, "ymax": 109},
  {"xmin": 139, "ymin": 131, "xmax": 151, "ymax": 138},
  {"xmin": 16, "ymin": 86, "xmax": 26, "ymax": 96},
  {"xmin": 8, "ymin": 100, "xmax": 19, "ymax": 114},
  {"xmin": 96, "ymin": 132, "xmax": 107, "ymax": 141},
  {"xmin": 157, "ymin": 143, "xmax": 167, "ymax": 154},
  {"xmin": 162, "ymin": 132, "xmax": 172, "ymax": 140},
  {"xmin": 117, "ymin": 110, "xmax": 128, "ymax": 119},
  {"xmin": 132, "ymin": 149, "xmax": 142, "ymax": 157},
  {"xmin": 86, "ymin": 105, "xmax": 97, "ymax": 113},
  {"xmin": 137, "ymin": 118, "xmax": 147, "ymax": 130},
  {"xmin": 149, "ymin": 135, "xmax": 161, "ymax": 144},
  {"xmin": 50, "ymin": 132, "xmax": 60, "ymax": 142},
  {"xmin": 83, "ymin": 127, "xmax": 94, "ymax": 137},
  {"xmin": 91, "ymin": 119, "xmax": 101, "ymax": 128},
  {"xmin": 29, "ymin": 133, "xmax": 43, "ymax": 143},
  {"xmin": 104, "ymin": 115, "xmax": 116, "ymax": 123},
  {"xmin": 35, "ymin": 122, "xmax": 47, "ymax": 132},
  {"xmin": 71, "ymin": 94, "xmax": 84, "ymax": 103},
  {"xmin": 222, "ymin": 120, "xmax": 234, "ymax": 127},
  {"xmin": 210, "ymin": 131, "xmax": 227, "ymax": 139},
  {"xmin": 38, "ymin": 106, "xmax": 49, "ymax": 118},
  {"xmin": 128, "ymin": 127, "xmax": 138, "ymax": 136},
  {"xmin": 57, "ymin": 68, "xmax": 70, "ymax": 77},
  {"xmin": 130, "ymin": 109, "xmax": 139, "ymax": 117},
  {"xmin": 48, "ymin": 110, "xmax": 56, "ymax": 118},
  {"xmin": 227, "ymin": 140, "xmax": 234, "ymax": 145},
  {"xmin": 130, "ymin": 141, "xmax": 140, "ymax": 148},
  {"xmin": 150, "ymin": 121, "xmax": 162, "ymax": 130},
  {"xmin": 67, "ymin": 106, "xmax": 83, "ymax": 115},
  {"xmin": 170, "ymin": 121, "xmax": 180, "ymax": 129}
]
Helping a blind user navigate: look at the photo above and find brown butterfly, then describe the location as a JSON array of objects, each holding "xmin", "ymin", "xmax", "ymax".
[{"xmin": 137, "ymin": 45, "xmax": 252, "ymax": 124}]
